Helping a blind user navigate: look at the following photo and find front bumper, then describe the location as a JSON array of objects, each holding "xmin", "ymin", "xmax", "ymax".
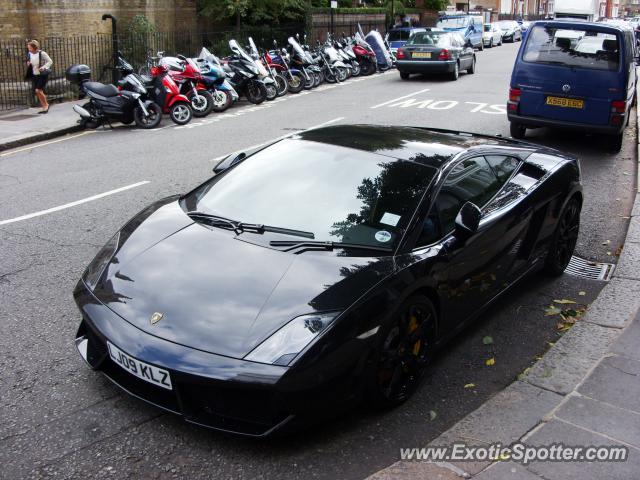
[
  {"xmin": 73, "ymin": 281, "xmax": 360, "ymax": 436},
  {"xmin": 508, "ymin": 112, "xmax": 624, "ymax": 135},
  {"xmin": 397, "ymin": 59, "xmax": 455, "ymax": 74}
]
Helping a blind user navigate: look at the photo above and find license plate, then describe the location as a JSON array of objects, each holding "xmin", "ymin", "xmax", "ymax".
[
  {"xmin": 412, "ymin": 52, "xmax": 431, "ymax": 59},
  {"xmin": 546, "ymin": 96, "xmax": 584, "ymax": 109},
  {"xmin": 107, "ymin": 341, "xmax": 172, "ymax": 390}
]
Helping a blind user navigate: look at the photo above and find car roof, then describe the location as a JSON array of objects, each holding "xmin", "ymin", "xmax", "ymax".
[
  {"xmin": 390, "ymin": 27, "xmax": 425, "ymax": 31},
  {"xmin": 293, "ymin": 125, "xmax": 543, "ymax": 169},
  {"xmin": 533, "ymin": 19, "xmax": 629, "ymax": 33}
]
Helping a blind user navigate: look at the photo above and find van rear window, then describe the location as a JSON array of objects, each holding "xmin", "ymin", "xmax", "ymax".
[{"xmin": 523, "ymin": 26, "xmax": 620, "ymax": 71}]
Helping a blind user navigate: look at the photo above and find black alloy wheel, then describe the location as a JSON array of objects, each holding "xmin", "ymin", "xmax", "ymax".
[
  {"xmin": 544, "ymin": 198, "xmax": 581, "ymax": 276},
  {"xmin": 369, "ymin": 295, "xmax": 436, "ymax": 408}
]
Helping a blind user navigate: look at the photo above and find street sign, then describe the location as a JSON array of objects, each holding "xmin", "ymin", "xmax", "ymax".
[{"xmin": 331, "ymin": 1, "xmax": 337, "ymax": 8}]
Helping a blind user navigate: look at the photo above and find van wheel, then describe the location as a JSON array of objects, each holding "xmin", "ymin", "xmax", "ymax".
[
  {"xmin": 400, "ymin": 71, "xmax": 410, "ymax": 80},
  {"xmin": 605, "ymin": 133, "xmax": 623, "ymax": 152},
  {"xmin": 510, "ymin": 122, "xmax": 526, "ymax": 139},
  {"xmin": 467, "ymin": 57, "xmax": 476, "ymax": 74},
  {"xmin": 479, "ymin": 41, "xmax": 484, "ymax": 51},
  {"xmin": 489, "ymin": 39, "xmax": 493, "ymax": 48},
  {"xmin": 450, "ymin": 62, "xmax": 459, "ymax": 81}
]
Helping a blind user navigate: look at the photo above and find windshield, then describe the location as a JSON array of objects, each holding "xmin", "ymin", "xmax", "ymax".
[
  {"xmin": 407, "ymin": 32, "xmax": 450, "ymax": 47},
  {"xmin": 287, "ymin": 37, "xmax": 307, "ymax": 59},
  {"xmin": 484, "ymin": 24, "xmax": 492, "ymax": 32},
  {"xmin": 248, "ymin": 37, "xmax": 259, "ymax": 57},
  {"xmin": 229, "ymin": 39, "xmax": 253, "ymax": 63},
  {"xmin": 437, "ymin": 17, "xmax": 469, "ymax": 29},
  {"xmin": 388, "ymin": 30, "xmax": 410, "ymax": 41},
  {"xmin": 183, "ymin": 139, "xmax": 437, "ymax": 251},
  {"xmin": 523, "ymin": 26, "xmax": 620, "ymax": 71}
]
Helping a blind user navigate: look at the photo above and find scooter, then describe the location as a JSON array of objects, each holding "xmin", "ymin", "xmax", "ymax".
[
  {"xmin": 268, "ymin": 41, "xmax": 305, "ymax": 94},
  {"xmin": 352, "ymin": 32, "xmax": 377, "ymax": 76},
  {"xmin": 248, "ymin": 37, "xmax": 288, "ymax": 97},
  {"xmin": 159, "ymin": 56, "xmax": 214, "ymax": 117},
  {"xmin": 223, "ymin": 39, "xmax": 269, "ymax": 104},
  {"xmin": 66, "ymin": 64, "xmax": 162, "ymax": 129},
  {"xmin": 195, "ymin": 48, "xmax": 238, "ymax": 112}
]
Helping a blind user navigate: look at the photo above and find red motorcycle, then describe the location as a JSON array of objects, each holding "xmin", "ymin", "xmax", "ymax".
[
  {"xmin": 160, "ymin": 56, "xmax": 214, "ymax": 117},
  {"xmin": 352, "ymin": 33, "xmax": 377, "ymax": 76},
  {"xmin": 148, "ymin": 65, "xmax": 193, "ymax": 125}
]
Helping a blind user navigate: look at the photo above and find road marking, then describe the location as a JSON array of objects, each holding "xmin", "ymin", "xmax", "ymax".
[
  {"xmin": 369, "ymin": 88, "xmax": 431, "ymax": 109},
  {"xmin": 210, "ymin": 116, "xmax": 345, "ymax": 163},
  {"xmin": 0, "ymin": 181, "xmax": 150, "ymax": 226},
  {"xmin": 0, "ymin": 131, "xmax": 95, "ymax": 157}
]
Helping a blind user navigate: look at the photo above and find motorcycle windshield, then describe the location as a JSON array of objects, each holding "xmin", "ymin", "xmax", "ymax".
[
  {"xmin": 248, "ymin": 37, "xmax": 259, "ymax": 58},
  {"xmin": 325, "ymin": 46, "xmax": 340, "ymax": 62},
  {"xmin": 198, "ymin": 47, "xmax": 221, "ymax": 66},
  {"xmin": 185, "ymin": 58, "xmax": 202, "ymax": 74},
  {"xmin": 287, "ymin": 37, "xmax": 308, "ymax": 61},
  {"xmin": 125, "ymin": 74, "xmax": 146, "ymax": 94},
  {"xmin": 355, "ymin": 32, "xmax": 371, "ymax": 49},
  {"xmin": 229, "ymin": 39, "xmax": 254, "ymax": 64}
]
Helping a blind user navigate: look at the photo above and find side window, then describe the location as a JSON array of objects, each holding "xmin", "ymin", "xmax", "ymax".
[
  {"xmin": 485, "ymin": 155, "xmax": 520, "ymax": 184},
  {"xmin": 416, "ymin": 157, "xmax": 501, "ymax": 246}
]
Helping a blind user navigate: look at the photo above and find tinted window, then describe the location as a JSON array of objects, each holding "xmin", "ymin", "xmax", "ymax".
[
  {"xmin": 437, "ymin": 17, "xmax": 470, "ymax": 28},
  {"xmin": 485, "ymin": 155, "xmax": 520, "ymax": 183},
  {"xmin": 407, "ymin": 32, "xmax": 451, "ymax": 47},
  {"xmin": 417, "ymin": 157, "xmax": 501, "ymax": 246},
  {"xmin": 184, "ymin": 139, "xmax": 437, "ymax": 250},
  {"xmin": 523, "ymin": 26, "xmax": 620, "ymax": 71},
  {"xmin": 484, "ymin": 24, "xmax": 491, "ymax": 32},
  {"xmin": 388, "ymin": 30, "xmax": 410, "ymax": 41}
]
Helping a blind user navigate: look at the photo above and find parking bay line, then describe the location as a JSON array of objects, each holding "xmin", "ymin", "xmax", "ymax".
[
  {"xmin": 210, "ymin": 116, "xmax": 346, "ymax": 163},
  {"xmin": 0, "ymin": 131, "xmax": 95, "ymax": 157},
  {"xmin": 369, "ymin": 88, "xmax": 431, "ymax": 109},
  {"xmin": 0, "ymin": 181, "xmax": 150, "ymax": 226}
]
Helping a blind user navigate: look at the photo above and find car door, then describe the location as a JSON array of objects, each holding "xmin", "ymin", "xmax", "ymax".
[
  {"xmin": 411, "ymin": 156, "xmax": 516, "ymax": 333},
  {"xmin": 453, "ymin": 34, "xmax": 471, "ymax": 68}
]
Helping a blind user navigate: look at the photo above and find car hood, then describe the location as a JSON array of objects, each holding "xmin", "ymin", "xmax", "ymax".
[{"xmin": 94, "ymin": 199, "xmax": 395, "ymax": 359}]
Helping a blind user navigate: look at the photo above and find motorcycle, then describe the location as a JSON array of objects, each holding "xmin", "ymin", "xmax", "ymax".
[
  {"xmin": 65, "ymin": 63, "xmax": 162, "ymax": 129},
  {"xmin": 268, "ymin": 41, "xmax": 305, "ymax": 94},
  {"xmin": 248, "ymin": 37, "xmax": 288, "ymax": 97},
  {"xmin": 159, "ymin": 55, "xmax": 214, "ymax": 117},
  {"xmin": 195, "ymin": 48, "xmax": 239, "ymax": 112},
  {"xmin": 352, "ymin": 31, "xmax": 378, "ymax": 76},
  {"xmin": 222, "ymin": 39, "xmax": 270, "ymax": 104},
  {"xmin": 288, "ymin": 36, "xmax": 321, "ymax": 89}
]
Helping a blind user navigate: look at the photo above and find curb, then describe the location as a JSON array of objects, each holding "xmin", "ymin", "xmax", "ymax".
[
  {"xmin": 367, "ymin": 92, "xmax": 640, "ymax": 480},
  {"xmin": 0, "ymin": 124, "xmax": 82, "ymax": 153}
]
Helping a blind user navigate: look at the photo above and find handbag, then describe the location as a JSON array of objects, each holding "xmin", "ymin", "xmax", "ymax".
[{"xmin": 24, "ymin": 61, "xmax": 33, "ymax": 80}]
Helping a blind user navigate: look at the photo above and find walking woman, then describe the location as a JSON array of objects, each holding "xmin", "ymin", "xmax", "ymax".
[{"xmin": 25, "ymin": 40, "xmax": 53, "ymax": 113}]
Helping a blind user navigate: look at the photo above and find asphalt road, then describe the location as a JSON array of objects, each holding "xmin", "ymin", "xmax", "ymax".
[{"xmin": 0, "ymin": 42, "xmax": 637, "ymax": 479}]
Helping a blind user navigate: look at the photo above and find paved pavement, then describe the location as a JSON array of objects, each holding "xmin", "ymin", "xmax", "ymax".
[
  {"xmin": 0, "ymin": 101, "xmax": 82, "ymax": 152},
  {"xmin": 0, "ymin": 43, "xmax": 638, "ymax": 479}
]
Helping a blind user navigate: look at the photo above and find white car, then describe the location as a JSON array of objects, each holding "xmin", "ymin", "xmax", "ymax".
[{"xmin": 483, "ymin": 23, "xmax": 503, "ymax": 47}]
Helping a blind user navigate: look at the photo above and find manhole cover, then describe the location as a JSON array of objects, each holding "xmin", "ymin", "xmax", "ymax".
[
  {"xmin": 564, "ymin": 255, "xmax": 615, "ymax": 281},
  {"xmin": 0, "ymin": 114, "xmax": 36, "ymax": 121}
]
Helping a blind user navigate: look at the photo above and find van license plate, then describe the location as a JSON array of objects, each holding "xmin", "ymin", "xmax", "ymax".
[
  {"xmin": 546, "ymin": 96, "xmax": 584, "ymax": 109},
  {"xmin": 412, "ymin": 52, "xmax": 431, "ymax": 59},
  {"xmin": 107, "ymin": 341, "xmax": 172, "ymax": 390}
]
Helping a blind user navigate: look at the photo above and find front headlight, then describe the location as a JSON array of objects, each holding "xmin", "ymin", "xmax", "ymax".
[
  {"xmin": 83, "ymin": 232, "xmax": 120, "ymax": 291},
  {"xmin": 245, "ymin": 312, "xmax": 340, "ymax": 366}
]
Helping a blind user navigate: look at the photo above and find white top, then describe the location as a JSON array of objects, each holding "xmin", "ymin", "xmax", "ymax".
[{"xmin": 28, "ymin": 50, "xmax": 53, "ymax": 75}]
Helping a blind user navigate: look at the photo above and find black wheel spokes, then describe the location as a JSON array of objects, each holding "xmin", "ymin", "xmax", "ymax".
[
  {"xmin": 557, "ymin": 204, "xmax": 580, "ymax": 267},
  {"xmin": 378, "ymin": 306, "xmax": 431, "ymax": 401}
]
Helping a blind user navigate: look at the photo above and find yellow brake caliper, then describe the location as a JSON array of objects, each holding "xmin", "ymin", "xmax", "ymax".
[{"xmin": 408, "ymin": 315, "xmax": 421, "ymax": 356}]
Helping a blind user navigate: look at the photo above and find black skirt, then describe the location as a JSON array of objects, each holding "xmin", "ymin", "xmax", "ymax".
[{"xmin": 32, "ymin": 74, "xmax": 49, "ymax": 90}]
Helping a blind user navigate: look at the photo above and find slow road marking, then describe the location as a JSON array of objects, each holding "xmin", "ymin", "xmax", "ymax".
[{"xmin": 0, "ymin": 181, "xmax": 150, "ymax": 226}]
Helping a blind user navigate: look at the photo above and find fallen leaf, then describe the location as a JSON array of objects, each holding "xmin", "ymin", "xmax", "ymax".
[
  {"xmin": 464, "ymin": 383, "xmax": 476, "ymax": 388},
  {"xmin": 482, "ymin": 335, "xmax": 494, "ymax": 345},
  {"xmin": 607, "ymin": 251, "xmax": 612, "ymax": 256},
  {"xmin": 578, "ymin": 291, "xmax": 586, "ymax": 296},
  {"xmin": 485, "ymin": 358, "xmax": 495, "ymax": 366},
  {"xmin": 545, "ymin": 306, "xmax": 562, "ymax": 316},
  {"xmin": 553, "ymin": 299, "xmax": 576, "ymax": 305},
  {"xmin": 429, "ymin": 410, "xmax": 437, "ymax": 421}
]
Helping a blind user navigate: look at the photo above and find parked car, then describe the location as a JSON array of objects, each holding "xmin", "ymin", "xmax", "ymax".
[
  {"xmin": 508, "ymin": 20, "xmax": 637, "ymax": 152},
  {"xmin": 73, "ymin": 124, "xmax": 582, "ymax": 436},
  {"xmin": 436, "ymin": 14, "xmax": 484, "ymax": 50},
  {"xmin": 483, "ymin": 23, "xmax": 503, "ymax": 47},
  {"xmin": 396, "ymin": 29, "xmax": 476, "ymax": 80},
  {"xmin": 497, "ymin": 20, "xmax": 522, "ymax": 42},
  {"xmin": 387, "ymin": 27, "xmax": 427, "ymax": 55}
]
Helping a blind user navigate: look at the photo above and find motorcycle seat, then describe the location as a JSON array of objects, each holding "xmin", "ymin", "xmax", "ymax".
[{"xmin": 84, "ymin": 82, "xmax": 120, "ymax": 97}]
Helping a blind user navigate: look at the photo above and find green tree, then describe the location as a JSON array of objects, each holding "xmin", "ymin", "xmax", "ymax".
[
  {"xmin": 198, "ymin": 0, "xmax": 308, "ymax": 27},
  {"xmin": 199, "ymin": 0, "xmax": 250, "ymax": 31}
]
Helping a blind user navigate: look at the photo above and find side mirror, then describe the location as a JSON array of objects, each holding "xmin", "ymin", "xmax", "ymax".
[
  {"xmin": 454, "ymin": 202, "xmax": 481, "ymax": 239},
  {"xmin": 213, "ymin": 152, "xmax": 247, "ymax": 174}
]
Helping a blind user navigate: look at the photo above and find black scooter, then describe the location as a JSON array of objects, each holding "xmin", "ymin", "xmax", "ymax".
[
  {"xmin": 223, "ymin": 39, "xmax": 268, "ymax": 104},
  {"xmin": 66, "ymin": 64, "xmax": 162, "ymax": 129}
]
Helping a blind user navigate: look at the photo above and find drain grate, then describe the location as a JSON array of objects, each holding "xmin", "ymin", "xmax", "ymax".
[{"xmin": 564, "ymin": 255, "xmax": 615, "ymax": 281}]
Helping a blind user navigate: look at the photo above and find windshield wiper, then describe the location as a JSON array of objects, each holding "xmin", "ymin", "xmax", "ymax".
[
  {"xmin": 187, "ymin": 211, "xmax": 314, "ymax": 239},
  {"xmin": 269, "ymin": 240, "xmax": 393, "ymax": 253}
]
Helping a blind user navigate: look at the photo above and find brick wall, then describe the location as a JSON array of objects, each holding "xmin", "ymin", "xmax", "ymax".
[{"xmin": 0, "ymin": 0, "xmax": 197, "ymax": 39}]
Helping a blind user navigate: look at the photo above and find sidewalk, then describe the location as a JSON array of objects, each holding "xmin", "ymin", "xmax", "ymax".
[
  {"xmin": 0, "ymin": 100, "xmax": 82, "ymax": 152},
  {"xmin": 367, "ymin": 108, "xmax": 640, "ymax": 480}
]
